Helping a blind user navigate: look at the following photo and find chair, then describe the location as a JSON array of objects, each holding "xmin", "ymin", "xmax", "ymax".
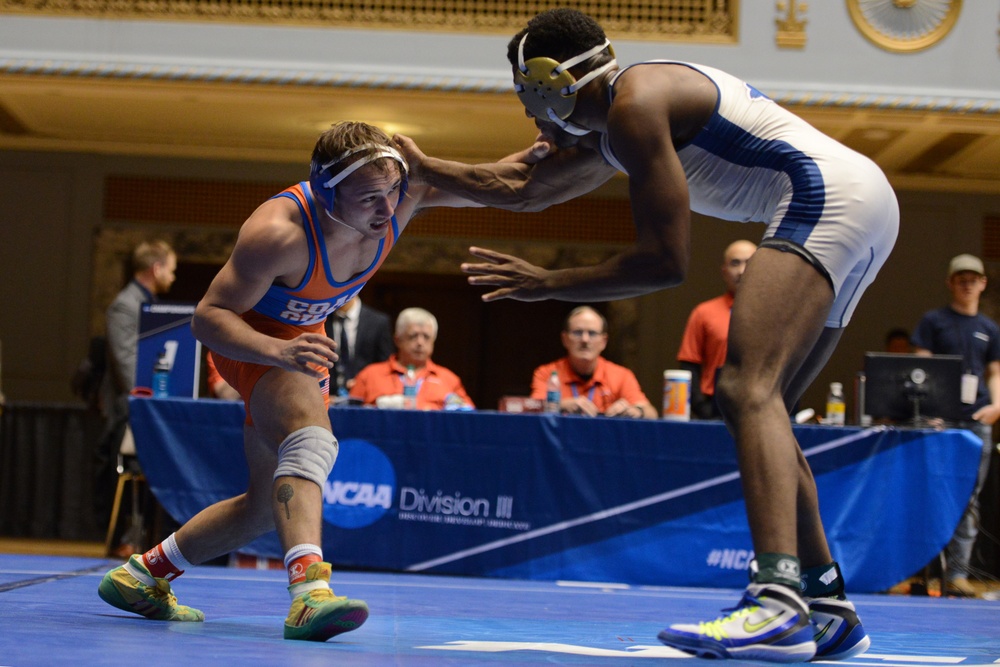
[{"xmin": 103, "ymin": 425, "xmax": 147, "ymax": 557}]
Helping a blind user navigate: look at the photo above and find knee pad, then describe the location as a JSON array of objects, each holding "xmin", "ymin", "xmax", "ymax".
[{"xmin": 274, "ymin": 426, "xmax": 339, "ymax": 487}]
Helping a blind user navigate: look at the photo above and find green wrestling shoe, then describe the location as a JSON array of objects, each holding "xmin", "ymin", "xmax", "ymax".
[
  {"xmin": 284, "ymin": 562, "xmax": 369, "ymax": 641},
  {"xmin": 98, "ymin": 555, "xmax": 204, "ymax": 622}
]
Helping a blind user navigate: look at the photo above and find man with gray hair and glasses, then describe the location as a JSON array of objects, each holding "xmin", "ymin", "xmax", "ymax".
[{"xmin": 531, "ymin": 305, "xmax": 656, "ymax": 418}]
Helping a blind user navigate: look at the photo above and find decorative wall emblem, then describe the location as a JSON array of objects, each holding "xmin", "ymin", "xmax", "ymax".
[
  {"xmin": 846, "ymin": 0, "xmax": 962, "ymax": 52},
  {"xmin": 776, "ymin": 1, "xmax": 808, "ymax": 49}
]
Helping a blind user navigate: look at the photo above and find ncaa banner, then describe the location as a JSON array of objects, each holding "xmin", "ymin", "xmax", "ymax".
[{"xmin": 130, "ymin": 398, "xmax": 981, "ymax": 592}]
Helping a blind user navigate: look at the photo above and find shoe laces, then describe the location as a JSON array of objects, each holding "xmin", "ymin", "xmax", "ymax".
[
  {"xmin": 698, "ymin": 592, "xmax": 761, "ymax": 640},
  {"xmin": 149, "ymin": 579, "xmax": 179, "ymax": 608},
  {"xmin": 306, "ymin": 586, "xmax": 346, "ymax": 603}
]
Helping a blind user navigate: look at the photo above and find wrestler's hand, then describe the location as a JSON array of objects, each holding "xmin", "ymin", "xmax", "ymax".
[
  {"xmin": 391, "ymin": 134, "xmax": 426, "ymax": 182},
  {"xmin": 276, "ymin": 333, "xmax": 337, "ymax": 377},
  {"xmin": 461, "ymin": 246, "xmax": 551, "ymax": 302}
]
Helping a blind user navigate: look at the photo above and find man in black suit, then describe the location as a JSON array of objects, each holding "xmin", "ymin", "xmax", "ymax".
[{"xmin": 324, "ymin": 295, "xmax": 394, "ymax": 397}]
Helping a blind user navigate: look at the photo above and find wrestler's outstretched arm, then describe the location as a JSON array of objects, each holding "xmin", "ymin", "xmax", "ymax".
[{"xmin": 393, "ymin": 133, "xmax": 616, "ymax": 212}]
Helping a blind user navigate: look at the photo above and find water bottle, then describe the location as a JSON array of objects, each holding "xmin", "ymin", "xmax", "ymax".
[
  {"xmin": 152, "ymin": 353, "xmax": 171, "ymax": 398},
  {"xmin": 545, "ymin": 370, "xmax": 561, "ymax": 413},
  {"xmin": 855, "ymin": 372, "xmax": 871, "ymax": 427},
  {"xmin": 825, "ymin": 382, "xmax": 846, "ymax": 426},
  {"xmin": 402, "ymin": 365, "xmax": 418, "ymax": 410}
]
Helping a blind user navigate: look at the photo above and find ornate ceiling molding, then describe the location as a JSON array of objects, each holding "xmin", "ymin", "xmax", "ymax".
[
  {"xmin": 0, "ymin": 57, "xmax": 513, "ymax": 93},
  {"xmin": 3, "ymin": 55, "xmax": 997, "ymax": 117},
  {"xmin": 766, "ymin": 87, "xmax": 1000, "ymax": 115},
  {"xmin": 0, "ymin": 0, "xmax": 738, "ymax": 42}
]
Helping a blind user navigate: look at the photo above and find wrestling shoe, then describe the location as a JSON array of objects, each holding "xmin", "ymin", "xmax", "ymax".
[
  {"xmin": 98, "ymin": 555, "xmax": 204, "ymax": 621},
  {"xmin": 657, "ymin": 583, "xmax": 816, "ymax": 662},
  {"xmin": 284, "ymin": 562, "xmax": 369, "ymax": 641},
  {"xmin": 808, "ymin": 596, "xmax": 870, "ymax": 660}
]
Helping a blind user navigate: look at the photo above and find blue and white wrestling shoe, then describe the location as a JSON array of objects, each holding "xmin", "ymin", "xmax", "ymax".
[
  {"xmin": 808, "ymin": 595, "xmax": 870, "ymax": 660},
  {"xmin": 657, "ymin": 583, "xmax": 816, "ymax": 662}
]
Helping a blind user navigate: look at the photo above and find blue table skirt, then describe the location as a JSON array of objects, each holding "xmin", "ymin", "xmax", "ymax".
[{"xmin": 130, "ymin": 398, "xmax": 981, "ymax": 593}]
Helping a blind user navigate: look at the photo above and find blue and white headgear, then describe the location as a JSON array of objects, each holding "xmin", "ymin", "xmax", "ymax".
[
  {"xmin": 513, "ymin": 34, "xmax": 616, "ymax": 136},
  {"xmin": 309, "ymin": 143, "xmax": 409, "ymax": 216}
]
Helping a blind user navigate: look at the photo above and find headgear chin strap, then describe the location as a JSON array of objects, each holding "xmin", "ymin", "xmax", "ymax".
[
  {"xmin": 513, "ymin": 34, "xmax": 616, "ymax": 136},
  {"xmin": 309, "ymin": 143, "xmax": 409, "ymax": 215}
]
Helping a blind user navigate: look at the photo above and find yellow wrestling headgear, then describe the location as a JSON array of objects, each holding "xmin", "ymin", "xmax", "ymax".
[{"xmin": 513, "ymin": 34, "xmax": 616, "ymax": 136}]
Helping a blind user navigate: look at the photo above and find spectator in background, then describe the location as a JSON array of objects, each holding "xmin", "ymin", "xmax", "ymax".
[
  {"xmin": 101, "ymin": 240, "xmax": 178, "ymax": 414},
  {"xmin": 884, "ymin": 327, "xmax": 913, "ymax": 354},
  {"xmin": 205, "ymin": 350, "xmax": 240, "ymax": 400},
  {"xmin": 531, "ymin": 306, "xmax": 656, "ymax": 418},
  {"xmin": 350, "ymin": 307, "xmax": 474, "ymax": 410},
  {"xmin": 912, "ymin": 253, "xmax": 1000, "ymax": 598},
  {"xmin": 96, "ymin": 240, "xmax": 177, "ymax": 552},
  {"xmin": 677, "ymin": 240, "xmax": 757, "ymax": 420},
  {"xmin": 324, "ymin": 295, "xmax": 394, "ymax": 397}
]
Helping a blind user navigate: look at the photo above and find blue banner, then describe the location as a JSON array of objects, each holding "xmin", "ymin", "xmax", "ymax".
[
  {"xmin": 130, "ymin": 398, "xmax": 981, "ymax": 593},
  {"xmin": 136, "ymin": 303, "xmax": 201, "ymax": 398}
]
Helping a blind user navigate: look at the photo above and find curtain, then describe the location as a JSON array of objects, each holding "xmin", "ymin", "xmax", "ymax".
[{"xmin": 0, "ymin": 402, "xmax": 106, "ymax": 540}]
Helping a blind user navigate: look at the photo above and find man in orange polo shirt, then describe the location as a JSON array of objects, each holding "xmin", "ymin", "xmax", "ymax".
[
  {"xmin": 531, "ymin": 305, "xmax": 656, "ymax": 418},
  {"xmin": 677, "ymin": 239, "xmax": 757, "ymax": 419},
  {"xmin": 349, "ymin": 307, "xmax": 474, "ymax": 410}
]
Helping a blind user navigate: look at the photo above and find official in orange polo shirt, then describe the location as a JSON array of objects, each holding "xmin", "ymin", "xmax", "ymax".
[
  {"xmin": 349, "ymin": 307, "xmax": 474, "ymax": 410},
  {"xmin": 531, "ymin": 306, "xmax": 656, "ymax": 418}
]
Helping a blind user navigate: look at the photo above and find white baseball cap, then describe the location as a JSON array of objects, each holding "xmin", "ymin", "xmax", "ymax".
[{"xmin": 948, "ymin": 253, "xmax": 985, "ymax": 277}]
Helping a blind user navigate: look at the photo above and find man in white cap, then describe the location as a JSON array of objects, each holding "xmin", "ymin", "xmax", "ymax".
[{"xmin": 912, "ymin": 253, "xmax": 1000, "ymax": 597}]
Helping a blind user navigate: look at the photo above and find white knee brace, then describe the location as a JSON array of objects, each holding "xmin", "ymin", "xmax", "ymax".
[{"xmin": 274, "ymin": 426, "xmax": 339, "ymax": 487}]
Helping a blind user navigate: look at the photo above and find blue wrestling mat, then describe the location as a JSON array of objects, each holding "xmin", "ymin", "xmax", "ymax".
[{"xmin": 1, "ymin": 554, "xmax": 998, "ymax": 665}]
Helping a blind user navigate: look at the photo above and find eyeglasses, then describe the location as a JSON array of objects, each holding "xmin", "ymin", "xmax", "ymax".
[{"xmin": 566, "ymin": 329, "xmax": 605, "ymax": 339}]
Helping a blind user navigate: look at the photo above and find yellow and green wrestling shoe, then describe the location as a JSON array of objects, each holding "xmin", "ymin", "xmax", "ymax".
[
  {"xmin": 284, "ymin": 562, "xmax": 369, "ymax": 641},
  {"xmin": 98, "ymin": 555, "xmax": 204, "ymax": 622}
]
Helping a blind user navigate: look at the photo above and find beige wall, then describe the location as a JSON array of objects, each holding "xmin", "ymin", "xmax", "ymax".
[
  {"xmin": 2, "ymin": 148, "xmax": 999, "ymax": 415},
  {"xmin": 0, "ymin": 150, "xmax": 300, "ymax": 402},
  {"xmin": 0, "ymin": 156, "xmax": 98, "ymax": 401}
]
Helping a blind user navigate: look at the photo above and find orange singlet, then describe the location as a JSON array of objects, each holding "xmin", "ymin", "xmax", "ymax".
[{"xmin": 212, "ymin": 181, "xmax": 399, "ymax": 424}]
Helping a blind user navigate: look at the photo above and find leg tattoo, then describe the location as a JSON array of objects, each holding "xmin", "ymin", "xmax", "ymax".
[{"xmin": 277, "ymin": 483, "xmax": 294, "ymax": 519}]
